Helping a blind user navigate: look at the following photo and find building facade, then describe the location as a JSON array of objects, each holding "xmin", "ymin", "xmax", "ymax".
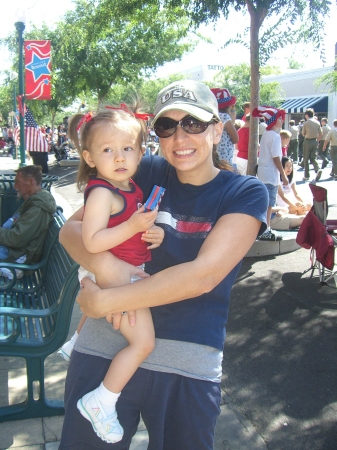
[
  {"xmin": 181, "ymin": 64, "xmax": 225, "ymax": 82},
  {"xmin": 263, "ymin": 66, "xmax": 337, "ymax": 126}
]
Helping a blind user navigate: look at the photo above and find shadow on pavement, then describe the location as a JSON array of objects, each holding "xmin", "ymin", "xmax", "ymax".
[{"xmin": 223, "ymin": 251, "xmax": 337, "ymax": 450}]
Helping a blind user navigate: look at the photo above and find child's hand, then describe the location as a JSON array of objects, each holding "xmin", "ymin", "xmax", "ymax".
[
  {"xmin": 142, "ymin": 225, "xmax": 165, "ymax": 249},
  {"xmin": 128, "ymin": 205, "xmax": 158, "ymax": 233},
  {"xmin": 295, "ymin": 203, "xmax": 306, "ymax": 214}
]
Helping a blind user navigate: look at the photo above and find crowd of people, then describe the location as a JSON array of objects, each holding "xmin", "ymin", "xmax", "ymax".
[{"xmin": 143, "ymin": 87, "xmax": 335, "ymax": 241}]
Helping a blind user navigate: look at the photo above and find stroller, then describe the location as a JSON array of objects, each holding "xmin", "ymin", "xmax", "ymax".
[{"xmin": 50, "ymin": 140, "xmax": 71, "ymax": 164}]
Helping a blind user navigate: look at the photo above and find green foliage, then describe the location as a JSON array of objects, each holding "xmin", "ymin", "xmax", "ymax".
[
  {"xmin": 287, "ymin": 57, "xmax": 304, "ymax": 70},
  {"xmin": 0, "ymin": 81, "xmax": 16, "ymax": 126},
  {"xmin": 101, "ymin": 73, "xmax": 186, "ymax": 113},
  {"xmin": 211, "ymin": 63, "xmax": 283, "ymax": 116},
  {"xmin": 55, "ymin": 0, "xmax": 194, "ymax": 104},
  {"xmin": 316, "ymin": 65, "xmax": 337, "ymax": 93},
  {"xmin": 0, "ymin": 0, "xmax": 194, "ymax": 126}
]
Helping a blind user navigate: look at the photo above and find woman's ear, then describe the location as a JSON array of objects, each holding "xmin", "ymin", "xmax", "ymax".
[{"xmin": 82, "ymin": 150, "xmax": 95, "ymax": 168}]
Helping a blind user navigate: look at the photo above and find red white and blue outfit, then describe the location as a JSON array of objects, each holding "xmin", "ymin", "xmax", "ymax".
[
  {"xmin": 60, "ymin": 157, "xmax": 268, "ymax": 450},
  {"xmin": 78, "ymin": 178, "xmax": 151, "ymax": 283}
]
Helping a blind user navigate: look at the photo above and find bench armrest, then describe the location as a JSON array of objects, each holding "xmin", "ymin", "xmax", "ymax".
[{"xmin": 0, "ymin": 259, "xmax": 47, "ymax": 292}]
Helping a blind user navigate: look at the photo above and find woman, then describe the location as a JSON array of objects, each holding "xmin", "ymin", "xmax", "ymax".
[
  {"xmin": 211, "ymin": 87, "xmax": 238, "ymax": 165},
  {"xmin": 270, "ymin": 157, "xmax": 308, "ymax": 231},
  {"xmin": 57, "ymin": 124, "xmax": 66, "ymax": 147},
  {"xmin": 235, "ymin": 113, "xmax": 251, "ymax": 175},
  {"xmin": 277, "ymin": 156, "xmax": 311, "ymax": 214},
  {"xmin": 59, "ymin": 80, "xmax": 268, "ymax": 450}
]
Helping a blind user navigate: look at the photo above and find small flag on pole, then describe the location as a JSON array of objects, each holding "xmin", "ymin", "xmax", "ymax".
[{"xmin": 14, "ymin": 107, "xmax": 49, "ymax": 152}]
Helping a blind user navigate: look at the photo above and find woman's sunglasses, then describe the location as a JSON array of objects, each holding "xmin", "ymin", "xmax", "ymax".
[{"xmin": 154, "ymin": 115, "xmax": 217, "ymax": 138}]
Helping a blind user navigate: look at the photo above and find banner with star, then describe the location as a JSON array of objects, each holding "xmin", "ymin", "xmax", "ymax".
[{"xmin": 24, "ymin": 40, "xmax": 52, "ymax": 100}]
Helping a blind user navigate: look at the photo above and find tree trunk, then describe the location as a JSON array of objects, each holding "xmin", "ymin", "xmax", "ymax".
[{"xmin": 246, "ymin": 2, "xmax": 267, "ymax": 176}]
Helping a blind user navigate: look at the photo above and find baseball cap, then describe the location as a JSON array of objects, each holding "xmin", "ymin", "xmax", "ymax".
[{"xmin": 152, "ymin": 80, "xmax": 220, "ymax": 125}]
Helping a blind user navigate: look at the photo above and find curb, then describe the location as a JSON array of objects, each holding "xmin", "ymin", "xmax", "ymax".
[{"xmin": 246, "ymin": 231, "xmax": 300, "ymax": 257}]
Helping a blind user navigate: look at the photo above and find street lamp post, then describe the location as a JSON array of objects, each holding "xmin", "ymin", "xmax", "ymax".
[{"xmin": 14, "ymin": 12, "xmax": 26, "ymax": 167}]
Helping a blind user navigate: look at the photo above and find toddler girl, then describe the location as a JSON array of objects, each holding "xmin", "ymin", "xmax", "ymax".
[{"xmin": 59, "ymin": 105, "xmax": 164, "ymax": 443}]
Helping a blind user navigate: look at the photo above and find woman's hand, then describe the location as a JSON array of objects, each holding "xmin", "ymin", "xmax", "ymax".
[
  {"xmin": 77, "ymin": 277, "xmax": 103, "ymax": 318},
  {"xmin": 78, "ymin": 262, "xmax": 149, "ymax": 328},
  {"xmin": 294, "ymin": 202, "xmax": 306, "ymax": 215}
]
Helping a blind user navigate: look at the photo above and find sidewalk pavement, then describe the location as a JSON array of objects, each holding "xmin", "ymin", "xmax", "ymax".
[{"xmin": 0, "ymin": 155, "xmax": 336, "ymax": 449}]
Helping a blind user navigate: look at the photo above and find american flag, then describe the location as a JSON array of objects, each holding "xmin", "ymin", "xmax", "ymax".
[
  {"xmin": 13, "ymin": 115, "xmax": 20, "ymax": 147},
  {"xmin": 14, "ymin": 107, "xmax": 48, "ymax": 153}
]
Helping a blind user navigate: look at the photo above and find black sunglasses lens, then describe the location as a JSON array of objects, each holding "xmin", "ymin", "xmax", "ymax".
[
  {"xmin": 181, "ymin": 117, "xmax": 208, "ymax": 134},
  {"xmin": 154, "ymin": 118, "xmax": 177, "ymax": 138},
  {"xmin": 154, "ymin": 116, "xmax": 213, "ymax": 138}
]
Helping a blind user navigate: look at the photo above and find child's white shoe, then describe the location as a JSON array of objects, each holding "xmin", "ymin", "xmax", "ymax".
[
  {"xmin": 77, "ymin": 390, "xmax": 124, "ymax": 443},
  {"xmin": 57, "ymin": 339, "xmax": 75, "ymax": 362}
]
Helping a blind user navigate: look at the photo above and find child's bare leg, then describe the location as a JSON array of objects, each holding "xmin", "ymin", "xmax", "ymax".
[
  {"xmin": 58, "ymin": 314, "xmax": 87, "ymax": 362},
  {"xmin": 77, "ymin": 307, "xmax": 154, "ymax": 443},
  {"xmin": 103, "ymin": 307, "xmax": 155, "ymax": 393},
  {"xmin": 76, "ymin": 313, "xmax": 87, "ymax": 333}
]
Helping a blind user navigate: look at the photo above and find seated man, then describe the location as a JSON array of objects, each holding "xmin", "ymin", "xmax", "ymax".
[{"xmin": 0, "ymin": 165, "xmax": 56, "ymax": 279}]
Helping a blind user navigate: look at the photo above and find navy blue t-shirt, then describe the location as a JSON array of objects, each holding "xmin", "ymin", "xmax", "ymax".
[{"xmin": 134, "ymin": 156, "xmax": 268, "ymax": 350}]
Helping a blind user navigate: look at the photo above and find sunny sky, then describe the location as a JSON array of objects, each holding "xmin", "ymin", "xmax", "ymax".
[{"xmin": 1, "ymin": 0, "xmax": 336, "ymax": 79}]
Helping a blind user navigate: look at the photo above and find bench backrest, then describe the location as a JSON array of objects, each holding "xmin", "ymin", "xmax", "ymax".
[
  {"xmin": 0, "ymin": 227, "xmax": 80, "ymax": 348},
  {"xmin": 0, "ymin": 208, "xmax": 66, "ymax": 293},
  {"xmin": 0, "ymin": 174, "xmax": 58, "ymax": 225}
]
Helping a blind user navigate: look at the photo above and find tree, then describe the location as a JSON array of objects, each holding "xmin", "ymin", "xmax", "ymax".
[
  {"xmin": 136, "ymin": 0, "xmax": 330, "ymax": 174},
  {"xmin": 94, "ymin": 0, "xmax": 331, "ymax": 174},
  {"xmin": 0, "ymin": 76, "xmax": 17, "ymax": 127},
  {"xmin": 0, "ymin": 0, "xmax": 195, "ymax": 125},
  {"xmin": 0, "ymin": 23, "xmax": 76, "ymax": 129},
  {"xmin": 54, "ymin": 0, "xmax": 194, "ymax": 105},
  {"xmin": 104, "ymin": 73, "xmax": 186, "ymax": 112},
  {"xmin": 316, "ymin": 61, "xmax": 337, "ymax": 93},
  {"xmin": 211, "ymin": 63, "xmax": 283, "ymax": 117},
  {"xmin": 287, "ymin": 57, "xmax": 304, "ymax": 70}
]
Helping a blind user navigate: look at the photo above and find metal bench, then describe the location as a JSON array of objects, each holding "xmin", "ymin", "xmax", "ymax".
[
  {"xmin": 0, "ymin": 174, "xmax": 58, "ymax": 225},
  {"xmin": 0, "ymin": 208, "xmax": 79, "ymax": 422},
  {"xmin": 0, "ymin": 207, "xmax": 65, "ymax": 293}
]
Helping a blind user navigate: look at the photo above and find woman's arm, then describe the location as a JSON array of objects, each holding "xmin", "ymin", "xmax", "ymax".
[
  {"xmin": 277, "ymin": 185, "xmax": 293, "ymax": 208},
  {"xmin": 291, "ymin": 183, "xmax": 304, "ymax": 204},
  {"xmin": 224, "ymin": 120, "xmax": 239, "ymax": 144},
  {"xmin": 76, "ymin": 212, "xmax": 261, "ymax": 318}
]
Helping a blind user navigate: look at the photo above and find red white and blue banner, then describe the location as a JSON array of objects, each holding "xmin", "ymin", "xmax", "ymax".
[{"xmin": 24, "ymin": 40, "xmax": 52, "ymax": 100}]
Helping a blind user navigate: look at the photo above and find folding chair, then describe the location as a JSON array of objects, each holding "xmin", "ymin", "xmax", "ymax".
[
  {"xmin": 309, "ymin": 183, "xmax": 337, "ymax": 234},
  {"xmin": 296, "ymin": 183, "xmax": 337, "ymax": 284}
]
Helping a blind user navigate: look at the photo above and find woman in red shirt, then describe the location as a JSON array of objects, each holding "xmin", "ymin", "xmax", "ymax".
[{"xmin": 236, "ymin": 114, "xmax": 250, "ymax": 175}]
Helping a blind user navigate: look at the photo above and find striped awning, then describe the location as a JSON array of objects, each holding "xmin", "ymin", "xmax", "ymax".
[{"xmin": 281, "ymin": 96, "xmax": 328, "ymax": 113}]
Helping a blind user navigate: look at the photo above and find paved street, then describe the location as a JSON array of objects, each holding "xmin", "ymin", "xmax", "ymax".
[{"xmin": 0, "ymin": 154, "xmax": 336, "ymax": 449}]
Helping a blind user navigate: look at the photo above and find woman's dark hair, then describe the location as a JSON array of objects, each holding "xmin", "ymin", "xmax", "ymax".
[
  {"xmin": 281, "ymin": 156, "xmax": 293, "ymax": 183},
  {"xmin": 212, "ymin": 146, "xmax": 234, "ymax": 171}
]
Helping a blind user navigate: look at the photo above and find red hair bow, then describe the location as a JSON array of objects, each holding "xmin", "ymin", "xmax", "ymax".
[
  {"xmin": 76, "ymin": 111, "xmax": 94, "ymax": 132},
  {"xmin": 106, "ymin": 104, "xmax": 154, "ymax": 121}
]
